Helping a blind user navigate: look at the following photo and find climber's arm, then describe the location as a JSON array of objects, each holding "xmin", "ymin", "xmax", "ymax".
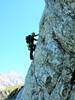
[
  {"xmin": 34, "ymin": 34, "xmax": 39, "ymax": 37},
  {"xmin": 34, "ymin": 38, "xmax": 38, "ymax": 41}
]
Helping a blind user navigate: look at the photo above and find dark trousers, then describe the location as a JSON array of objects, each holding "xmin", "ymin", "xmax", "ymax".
[{"xmin": 29, "ymin": 44, "xmax": 36, "ymax": 60}]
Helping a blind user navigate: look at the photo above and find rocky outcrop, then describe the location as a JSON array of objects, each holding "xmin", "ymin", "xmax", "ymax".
[
  {"xmin": 6, "ymin": 86, "xmax": 24, "ymax": 100},
  {"xmin": 16, "ymin": 0, "xmax": 75, "ymax": 100},
  {"xmin": 0, "ymin": 91, "xmax": 7, "ymax": 100},
  {"xmin": 0, "ymin": 86, "xmax": 23, "ymax": 100}
]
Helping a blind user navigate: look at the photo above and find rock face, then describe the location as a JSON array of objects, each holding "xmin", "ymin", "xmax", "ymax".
[{"xmin": 16, "ymin": 0, "xmax": 75, "ymax": 100}]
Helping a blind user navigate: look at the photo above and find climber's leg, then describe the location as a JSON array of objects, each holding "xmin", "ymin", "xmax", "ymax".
[
  {"xmin": 33, "ymin": 44, "xmax": 36, "ymax": 51},
  {"xmin": 30, "ymin": 48, "xmax": 34, "ymax": 60}
]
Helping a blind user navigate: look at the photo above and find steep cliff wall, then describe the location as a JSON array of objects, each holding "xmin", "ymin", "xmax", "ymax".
[{"xmin": 16, "ymin": 0, "xmax": 75, "ymax": 100}]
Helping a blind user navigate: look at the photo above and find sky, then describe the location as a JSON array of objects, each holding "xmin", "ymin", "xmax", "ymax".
[{"xmin": 0, "ymin": 0, "xmax": 45, "ymax": 78}]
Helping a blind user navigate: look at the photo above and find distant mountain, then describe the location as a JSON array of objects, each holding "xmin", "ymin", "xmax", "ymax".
[
  {"xmin": 0, "ymin": 71, "xmax": 24, "ymax": 90},
  {"xmin": 0, "ymin": 71, "xmax": 24, "ymax": 100}
]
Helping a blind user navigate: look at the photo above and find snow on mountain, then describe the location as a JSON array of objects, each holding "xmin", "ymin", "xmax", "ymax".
[{"xmin": 0, "ymin": 71, "xmax": 24, "ymax": 90}]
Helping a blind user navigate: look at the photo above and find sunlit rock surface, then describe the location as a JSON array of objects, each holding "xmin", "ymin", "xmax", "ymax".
[{"xmin": 16, "ymin": 0, "xmax": 75, "ymax": 100}]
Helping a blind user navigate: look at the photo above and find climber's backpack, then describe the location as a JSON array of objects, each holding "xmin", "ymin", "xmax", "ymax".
[{"xmin": 26, "ymin": 35, "xmax": 31, "ymax": 44}]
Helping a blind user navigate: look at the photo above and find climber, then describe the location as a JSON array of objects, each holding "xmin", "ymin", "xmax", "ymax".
[{"xmin": 25, "ymin": 32, "xmax": 38, "ymax": 60}]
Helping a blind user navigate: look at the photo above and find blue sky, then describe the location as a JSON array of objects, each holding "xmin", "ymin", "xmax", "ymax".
[{"xmin": 0, "ymin": 0, "xmax": 45, "ymax": 78}]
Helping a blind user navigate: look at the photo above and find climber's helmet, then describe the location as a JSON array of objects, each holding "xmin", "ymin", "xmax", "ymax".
[{"xmin": 32, "ymin": 32, "xmax": 35, "ymax": 36}]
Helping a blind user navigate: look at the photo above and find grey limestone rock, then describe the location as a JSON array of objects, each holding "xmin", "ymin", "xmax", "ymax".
[{"xmin": 16, "ymin": 0, "xmax": 75, "ymax": 100}]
